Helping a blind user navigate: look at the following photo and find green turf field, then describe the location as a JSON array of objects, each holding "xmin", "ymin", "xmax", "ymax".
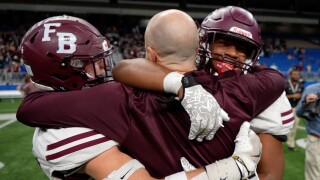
[
  {"xmin": 0, "ymin": 98, "xmax": 22, "ymax": 114},
  {"xmin": 0, "ymin": 98, "xmax": 47, "ymax": 179},
  {"xmin": 0, "ymin": 98, "xmax": 308, "ymax": 179}
]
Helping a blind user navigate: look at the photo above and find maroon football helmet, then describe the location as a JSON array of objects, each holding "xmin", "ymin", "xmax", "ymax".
[
  {"xmin": 19, "ymin": 15, "xmax": 115, "ymax": 91},
  {"xmin": 198, "ymin": 6, "xmax": 263, "ymax": 73}
]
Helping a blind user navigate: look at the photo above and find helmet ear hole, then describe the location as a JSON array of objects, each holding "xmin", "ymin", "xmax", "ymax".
[{"xmin": 30, "ymin": 31, "xmax": 39, "ymax": 44}]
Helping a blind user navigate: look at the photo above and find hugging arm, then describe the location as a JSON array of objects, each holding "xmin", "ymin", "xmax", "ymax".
[
  {"xmin": 84, "ymin": 122, "xmax": 262, "ymax": 180},
  {"xmin": 113, "ymin": 58, "xmax": 229, "ymax": 142},
  {"xmin": 113, "ymin": 58, "xmax": 171, "ymax": 93}
]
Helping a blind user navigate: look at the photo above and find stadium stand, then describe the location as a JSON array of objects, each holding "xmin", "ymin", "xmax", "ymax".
[{"xmin": 0, "ymin": 0, "xmax": 319, "ymax": 90}]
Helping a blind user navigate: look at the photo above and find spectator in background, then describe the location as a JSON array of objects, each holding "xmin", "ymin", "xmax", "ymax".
[
  {"xmin": 298, "ymin": 47, "xmax": 306, "ymax": 61},
  {"xmin": 296, "ymin": 82, "xmax": 320, "ymax": 180},
  {"xmin": 306, "ymin": 64, "xmax": 312, "ymax": 79},
  {"xmin": 287, "ymin": 51, "xmax": 296, "ymax": 60},
  {"xmin": 260, "ymin": 62, "xmax": 268, "ymax": 68},
  {"xmin": 296, "ymin": 61, "xmax": 304, "ymax": 72},
  {"xmin": 286, "ymin": 69, "xmax": 305, "ymax": 151}
]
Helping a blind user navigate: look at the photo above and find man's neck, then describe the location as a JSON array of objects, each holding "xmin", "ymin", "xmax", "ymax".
[{"xmin": 160, "ymin": 61, "xmax": 196, "ymax": 74}]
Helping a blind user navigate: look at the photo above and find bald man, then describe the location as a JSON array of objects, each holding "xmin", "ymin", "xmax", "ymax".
[
  {"xmin": 144, "ymin": 10, "xmax": 199, "ymax": 73},
  {"xmin": 18, "ymin": 9, "xmax": 282, "ymax": 180}
]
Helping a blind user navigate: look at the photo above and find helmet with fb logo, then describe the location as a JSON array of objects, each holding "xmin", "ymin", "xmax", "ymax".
[
  {"xmin": 198, "ymin": 6, "xmax": 262, "ymax": 73},
  {"xmin": 19, "ymin": 15, "xmax": 115, "ymax": 91}
]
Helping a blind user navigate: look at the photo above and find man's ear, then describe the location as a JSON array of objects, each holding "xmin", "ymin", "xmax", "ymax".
[{"xmin": 146, "ymin": 46, "xmax": 157, "ymax": 62}]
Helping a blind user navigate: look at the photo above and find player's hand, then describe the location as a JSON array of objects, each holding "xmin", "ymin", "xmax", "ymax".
[
  {"xmin": 181, "ymin": 75, "xmax": 230, "ymax": 142},
  {"xmin": 232, "ymin": 122, "xmax": 262, "ymax": 179}
]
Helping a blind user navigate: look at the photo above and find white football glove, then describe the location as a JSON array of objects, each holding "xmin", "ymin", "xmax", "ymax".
[
  {"xmin": 181, "ymin": 75, "xmax": 230, "ymax": 142},
  {"xmin": 204, "ymin": 122, "xmax": 261, "ymax": 180},
  {"xmin": 179, "ymin": 122, "xmax": 262, "ymax": 180},
  {"xmin": 232, "ymin": 122, "xmax": 262, "ymax": 179},
  {"xmin": 163, "ymin": 72, "xmax": 229, "ymax": 142}
]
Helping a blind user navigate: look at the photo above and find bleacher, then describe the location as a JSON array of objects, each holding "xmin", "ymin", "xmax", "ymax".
[{"xmin": 259, "ymin": 47, "xmax": 320, "ymax": 80}]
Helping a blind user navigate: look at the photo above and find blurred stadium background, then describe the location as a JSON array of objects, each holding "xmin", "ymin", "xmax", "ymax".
[{"xmin": 0, "ymin": 0, "xmax": 319, "ymax": 179}]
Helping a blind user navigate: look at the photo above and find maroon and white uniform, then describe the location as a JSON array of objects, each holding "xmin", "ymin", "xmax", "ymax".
[
  {"xmin": 18, "ymin": 67, "xmax": 286, "ymax": 178},
  {"xmin": 250, "ymin": 91, "xmax": 294, "ymax": 136},
  {"xmin": 33, "ymin": 127, "xmax": 117, "ymax": 179}
]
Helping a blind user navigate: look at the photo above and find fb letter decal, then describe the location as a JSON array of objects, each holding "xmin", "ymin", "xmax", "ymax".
[
  {"xmin": 56, "ymin": 33, "xmax": 77, "ymax": 54},
  {"xmin": 42, "ymin": 23, "xmax": 61, "ymax": 41}
]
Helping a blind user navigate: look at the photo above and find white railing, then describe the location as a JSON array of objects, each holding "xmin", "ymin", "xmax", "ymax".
[{"xmin": 0, "ymin": 90, "xmax": 22, "ymax": 99}]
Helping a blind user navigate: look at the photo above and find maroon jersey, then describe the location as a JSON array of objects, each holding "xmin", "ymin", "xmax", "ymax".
[{"xmin": 17, "ymin": 67, "xmax": 285, "ymax": 178}]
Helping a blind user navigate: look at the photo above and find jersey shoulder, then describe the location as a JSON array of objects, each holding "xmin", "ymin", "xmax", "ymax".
[{"xmin": 250, "ymin": 91, "xmax": 294, "ymax": 135}]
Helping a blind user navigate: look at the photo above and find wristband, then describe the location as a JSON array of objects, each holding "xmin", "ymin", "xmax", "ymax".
[
  {"xmin": 163, "ymin": 72, "xmax": 184, "ymax": 95},
  {"xmin": 104, "ymin": 159, "xmax": 145, "ymax": 180},
  {"xmin": 181, "ymin": 75, "xmax": 198, "ymax": 88}
]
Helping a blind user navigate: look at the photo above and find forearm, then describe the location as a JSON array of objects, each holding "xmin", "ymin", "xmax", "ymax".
[
  {"xmin": 286, "ymin": 94, "xmax": 295, "ymax": 99},
  {"xmin": 113, "ymin": 58, "xmax": 172, "ymax": 92},
  {"xmin": 257, "ymin": 133, "xmax": 284, "ymax": 180},
  {"xmin": 84, "ymin": 146, "xmax": 207, "ymax": 180},
  {"xmin": 286, "ymin": 93, "xmax": 300, "ymax": 100}
]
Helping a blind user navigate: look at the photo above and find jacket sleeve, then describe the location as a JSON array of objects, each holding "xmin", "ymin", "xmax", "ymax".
[{"xmin": 16, "ymin": 83, "xmax": 131, "ymax": 143}]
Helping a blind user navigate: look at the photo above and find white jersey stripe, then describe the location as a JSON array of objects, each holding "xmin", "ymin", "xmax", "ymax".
[
  {"xmin": 47, "ymin": 130, "xmax": 99, "ymax": 150},
  {"xmin": 46, "ymin": 134, "xmax": 106, "ymax": 155},
  {"xmin": 46, "ymin": 136, "xmax": 109, "ymax": 161}
]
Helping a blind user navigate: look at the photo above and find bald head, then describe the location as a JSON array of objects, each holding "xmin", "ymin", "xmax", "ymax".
[{"xmin": 145, "ymin": 9, "xmax": 199, "ymax": 65}]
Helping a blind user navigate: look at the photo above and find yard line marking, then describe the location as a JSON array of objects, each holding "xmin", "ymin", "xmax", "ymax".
[
  {"xmin": 297, "ymin": 125, "xmax": 306, "ymax": 130},
  {"xmin": 0, "ymin": 113, "xmax": 16, "ymax": 120},
  {"xmin": 0, "ymin": 162, "xmax": 4, "ymax": 170},
  {"xmin": 0, "ymin": 119, "xmax": 16, "ymax": 129}
]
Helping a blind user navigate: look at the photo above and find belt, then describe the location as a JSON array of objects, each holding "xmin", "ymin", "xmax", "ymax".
[{"xmin": 310, "ymin": 133, "xmax": 320, "ymax": 138}]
